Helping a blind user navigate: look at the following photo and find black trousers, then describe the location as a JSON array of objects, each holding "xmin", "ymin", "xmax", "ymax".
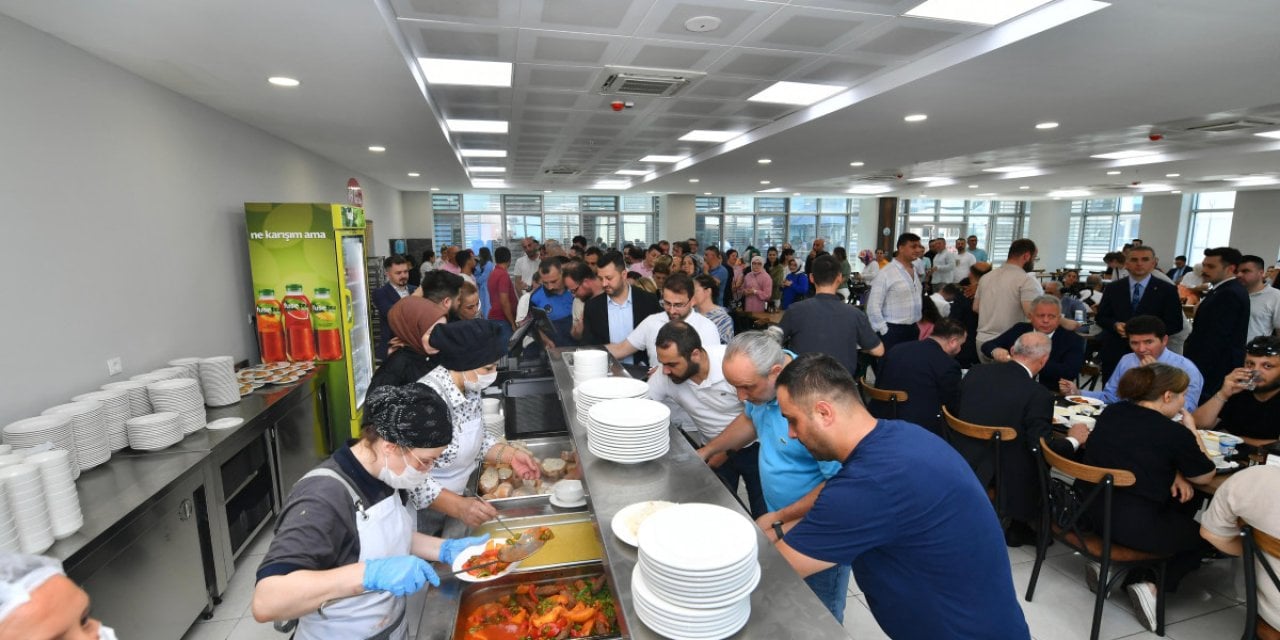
[
  {"xmin": 1094, "ymin": 492, "xmax": 1210, "ymax": 592},
  {"xmin": 879, "ymin": 323, "xmax": 920, "ymax": 356}
]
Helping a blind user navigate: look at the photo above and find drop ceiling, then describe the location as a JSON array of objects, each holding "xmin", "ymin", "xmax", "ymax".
[{"xmin": 2, "ymin": 0, "xmax": 1278, "ymax": 199}]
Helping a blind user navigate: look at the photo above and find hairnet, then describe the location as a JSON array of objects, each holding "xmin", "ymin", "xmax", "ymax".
[{"xmin": 0, "ymin": 553, "xmax": 63, "ymax": 623}]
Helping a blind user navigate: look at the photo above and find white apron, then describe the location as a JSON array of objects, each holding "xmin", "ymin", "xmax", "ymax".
[
  {"xmin": 429, "ymin": 411, "xmax": 484, "ymax": 494},
  {"xmin": 294, "ymin": 468, "xmax": 414, "ymax": 640}
]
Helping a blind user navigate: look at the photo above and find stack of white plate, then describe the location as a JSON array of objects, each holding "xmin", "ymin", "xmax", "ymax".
[
  {"xmin": 572, "ymin": 349, "xmax": 609, "ymax": 381},
  {"xmin": 198, "ymin": 356, "xmax": 240, "ymax": 407},
  {"xmin": 0, "ymin": 464, "xmax": 53, "ymax": 554},
  {"xmin": 147, "ymin": 379, "xmax": 206, "ymax": 434},
  {"xmin": 586, "ymin": 398, "xmax": 670, "ymax": 464},
  {"xmin": 101, "ymin": 380, "xmax": 152, "ymax": 418},
  {"xmin": 482, "ymin": 413, "xmax": 504, "ymax": 440},
  {"xmin": 71, "ymin": 389, "xmax": 130, "ymax": 451},
  {"xmin": 575, "ymin": 377, "xmax": 650, "ymax": 418},
  {"xmin": 41, "ymin": 401, "xmax": 110, "ymax": 471},
  {"xmin": 0, "ymin": 454, "xmax": 26, "ymax": 470},
  {"xmin": 25, "ymin": 450, "xmax": 82, "ymax": 539},
  {"xmin": 2, "ymin": 416, "xmax": 78, "ymax": 479},
  {"xmin": 125, "ymin": 412, "xmax": 183, "ymax": 450},
  {"xmin": 168, "ymin": 357, "xmax": 202, "ymax": 380},
  {"xmin": 633, "ymin": 503, "xmax": 760, "ymax": 639},
  {"xmin": 0, "ymin": 478, "xmax": 18, "ymax": 552}
]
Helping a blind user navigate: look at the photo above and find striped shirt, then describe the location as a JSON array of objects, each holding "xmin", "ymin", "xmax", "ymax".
[{"xmin": 866, "ymin": 259, "xmax": 922, "ymax": 334}]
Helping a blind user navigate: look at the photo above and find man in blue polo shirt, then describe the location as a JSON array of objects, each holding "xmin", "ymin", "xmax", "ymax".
[
  {"xmin": 697, "ymin": 330, "xmax": 846, "ymax": 622},
  {"xmin": 528, "ymin": 258, "xmax": 576, "ymax": 346},
  {"xmin": 774, "ymin": 352, "xmax": 1030, "ymax": 640}
]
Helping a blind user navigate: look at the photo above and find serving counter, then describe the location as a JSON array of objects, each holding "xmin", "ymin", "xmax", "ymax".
[{"xmin": 421, "ymin": 347, "xmax": 848, "ymax": 639}]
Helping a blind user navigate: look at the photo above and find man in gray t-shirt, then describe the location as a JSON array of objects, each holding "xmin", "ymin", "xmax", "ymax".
[{"xmin": 780, "ymin": 255, "xmax": 884, "ymax": 375}]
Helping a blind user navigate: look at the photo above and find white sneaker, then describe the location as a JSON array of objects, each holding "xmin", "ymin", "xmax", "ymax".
[
  {"xmin": 1127, "ymin": 582, "xmax": 1159, "ymax": 632},
  {"xmin": 1085, "ymin": 561, "xmax": 1101, "ymax": 594}
]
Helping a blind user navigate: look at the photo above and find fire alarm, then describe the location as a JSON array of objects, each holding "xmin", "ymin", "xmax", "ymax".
[
  {"xmin": 1149, "ymin": 133, "xmax": 1164, "ymax": 141},
  {"xmin": 611, "ymin": 101, "xmax": 625, "ymax": 111}
]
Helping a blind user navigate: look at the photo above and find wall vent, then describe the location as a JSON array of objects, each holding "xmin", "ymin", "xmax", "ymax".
[
  {"xmin": 1181, "ymin": 118, "xmax": 1275, "ymax": 133},
  {"xmin": 599, "ymin": 66, "xmax": 703, "ymax": 98},
  {"xmin": 543, "ymin": 166, "xmax": 580, "ymax": 176}
]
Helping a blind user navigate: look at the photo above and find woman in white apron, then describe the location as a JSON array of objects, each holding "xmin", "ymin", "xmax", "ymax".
[
  {"xmin": 252, "ymin": 384, "xmax": 487, "ymax": 640},
  {"xmin": 408, "ymin": 319, "xmax": 542, "ymax": 534}
]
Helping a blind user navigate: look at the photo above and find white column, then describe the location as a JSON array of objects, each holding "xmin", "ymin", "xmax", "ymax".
[
  {"xmin": 1027, "ymin": 200, "xmax": 1072, "ymax": 271},
  {"xmin": 1136, "ymin": 194, "xmax": 1187, "ymax": 268},
  {"xmin": 661, "ymin": 194, "xmax": 696, "ymax": 243},
  {"xmin": 401, "ymin": 191, "xmax": 434, "ymax": 239},
  {"xmin": 1230, "ymin": 189, "xmax": 1280, "ymax": 263}
]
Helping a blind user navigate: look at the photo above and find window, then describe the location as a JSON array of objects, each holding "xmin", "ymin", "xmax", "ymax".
[
  {"xmin": 756, "ymin": 215, "xmax": 786, "ymax": 249},
  {"xmin": 1062, "ymin": 197, "xmax": 1142, "ymax": 272},
  {"xmin": 543, "ymin": 195, "xmax": 579, "ymax": 212},
  {"xmin": 431, "ymin": 193, "xmax": 461, "ymax": 212},
  {"xmin": 755, "ymin": 197, "xmax": 788, "ymax": 213},
  {"xmin": 694, "ymin": 197, "xmax": 860, "ymax": 254},
  {"xmin": 434, "ymin": 213, "xmax": 462, "ymax": 249},
  {"xmin": 621, "ymin": 215, "xmax": 654, "ymax": 246},
  {"xmin": 1187, "ymin": 192, "xmax": 1235, "ymax": 260},
  {"xmin": 462, "ymin": 194, "xmax": 502, "ymax": 212},
  {"xmin": 504, "ymin": 215, "xmax": 542, "ymax": 248},
  {"xmin": 694, "ymin": 196, "xmax": 724, "ymax": 213},
  {"xmin": 787, "ymin": 215, "xmax": 817, "ymax": 252},
  {"xmin": 581, "ymin": 214, "xmax": 617, "ymax": 247},
  {"xmin": 696, "ymin": 215, "xmax": 721, "ymax": 251},
  {"xmin": 818, "ymin": 216, "xmax": 848, "ymax": 252},
  {"xmin": 725, "ymin": 195, "xmax": 754, "ymax": 213},
  {"xmin": 897, "ymin": 198, "xmax": 1016, "ymax": 258},
  {"xmin": 463, "ymin": 214, "xmax": 502, "ymax": 253},
  {"xmin": 721, "ymin": 215, "xmax": 755, "ymax": 253},
  {"xmin": 542, "ymin": 215, "xmax": 580, "ymax": 246},
  {"xmin": 621, "ymin": 195, "xmax": 654, "ymax": 212},
  {"xmin": 790, "ymin": 197, "xmax": 819, "ymax": 213},
  {"xmin": 502, "ymin": 195, "xmax": 542, "ymax": 213},
  {"xmin": 579, "ymin": 195, "xmax": 618, "ymax": 212}
]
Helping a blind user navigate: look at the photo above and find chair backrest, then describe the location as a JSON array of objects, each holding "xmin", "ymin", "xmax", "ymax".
[
  {"xmin": 943, "ymin": 406, "xmax": 1017, "ymax": 442},
  {"xmin": 859, "ymin": 377, "xmax": 909, "ymax": 403},
  {"xmin": 1037, "ymin": 437, "xmax": 1137, "ymax": 555},
  {"xmin": 1039, "ymin": 437, "xmax": 1136, "ymax": 486},
  {"xmin": 1241, "ymin": 523, "xmax": 1280, "ymax": 640}
]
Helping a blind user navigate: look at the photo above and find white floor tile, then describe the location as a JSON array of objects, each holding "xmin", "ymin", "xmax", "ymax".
[
  {"xmin": 842, "ymin": 596, "xmax": 887, "ymax": 640},
  {"xmin": 228, "ymin": 615, "xmax": 289, "ymax": 640},
  {"xmin": 1164, "ymin": 605, "xmax": 1248, "ymax": 640},
  {"xmin": 1013, "ymin": 559, "xmax": 1146, "ymax": 640},
  {"xmin": 179, "ymin": 619, "xmax": 236, "ymax": 640},
  {"xmin": 207, "ymin": 559, "xmax": 257, "ymax": 621},
  {"xmin": 242, "ymin": 523, "xmax": 276, "ymax": 557}
]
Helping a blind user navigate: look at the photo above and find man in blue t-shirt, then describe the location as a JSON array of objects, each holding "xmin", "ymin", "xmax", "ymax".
[
  {"xmin": 704, "ymin": 246, "xmax": 730, "ymax": 306},
  {"xmin": 528, "ymin": 258, "xmax": 577, "ymax": 346},
  {"xmin": 774, "ymin": 352, "xmax": 1031, "ymax": 640}
]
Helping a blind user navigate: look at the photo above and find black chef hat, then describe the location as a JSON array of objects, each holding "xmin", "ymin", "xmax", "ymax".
[
  {"xmin": 428, "ymin": 319, "xmax": 505, "ymax": 371},
  {"xmin": 364, "ymin": 383, "xmax": 453, "ymax": 449}
]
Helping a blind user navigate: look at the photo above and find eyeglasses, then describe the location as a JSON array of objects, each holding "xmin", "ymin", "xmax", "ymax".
[
  {"xmin": 659, "ymin": 299, "xmax": 691, "ymax": 310},
  {"xmin": 405, "ymin": 449, "xmax": 437, "ymax": 471}
]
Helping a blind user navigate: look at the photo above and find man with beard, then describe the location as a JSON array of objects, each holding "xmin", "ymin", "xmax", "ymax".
[
  {"xmin": 604, "ymin": 272, "xmax": 721, "ymax": 366},
  {"xmin": 373, "ymin": 254, "xmax": 416, "ymax": 360},
  {"xmin": 513, "ymin": 236, "xmax": 541, "ymax": 292},
  {"xmin": 580, "ymin": 250, "xmax": 660, "ymax": 365},
  {"xmin": 974, "ymin": 239, "xmax": 1043, "ymax": 361},
  {"xmin": 1192, "ymin": 336, "xmax": 1280, "ymax": 445},
  {"xmin": 1185, "ymin": 246, "xmax": 1251, "ymax": 402}
]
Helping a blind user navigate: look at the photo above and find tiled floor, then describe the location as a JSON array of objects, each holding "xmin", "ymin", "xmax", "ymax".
[{"xmin": 186, "ymin": 523, "xmax": 1250, "ymax": 640}]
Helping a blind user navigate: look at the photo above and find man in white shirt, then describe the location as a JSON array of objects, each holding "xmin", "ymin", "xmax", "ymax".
[
  {"xmin": 648, "ymin": 322, "xmax": 766, "ymax": 517},
  {"xmin": 1240, "ymin": 255, "xmax": 1280, "ymax": 340},
  {"xmin": 605, "ymin": 272, "xmax": 722, "ymax": 366},
  {"xmin": 866, "ymin": 233, "xmax": 925, "ymax": 355},
  {"xmin": 931, "ymin": 238, "xmax": 959, "ymax": 286},
  {"xmin": 513, "ymin": 237, "xmax": 541, "ymax": 292},
  {"xmin": 954, "ymin": 237, "xmax": 977, "ymax": 280},
  {"xmin": 974, "ymin": 238, "xmax": 1044, "ymax": 361}
]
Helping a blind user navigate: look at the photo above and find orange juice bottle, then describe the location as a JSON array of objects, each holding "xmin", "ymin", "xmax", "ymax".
[
  {"xmin": 255, "ymin": 289, "xmax": 287, "ymax": 362},
  {"xmin": 281, "ymin": 284, "xmax": 315, "ymax": 361},
  {"xmin": 312, "ymin": 288, "xmax": 344, "ymax": 361}
]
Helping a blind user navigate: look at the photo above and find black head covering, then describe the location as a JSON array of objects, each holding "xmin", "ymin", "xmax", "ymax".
[
  {"xmin": 428, "ymin": 319, "xmax": 505, "ymax": 371},
  {"xmin": 364, "ymin": 383, "xmax": 453, "ymax": 448}
]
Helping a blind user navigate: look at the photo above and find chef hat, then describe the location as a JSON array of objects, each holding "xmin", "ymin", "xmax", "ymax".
[{"xmin": 0, "ymin": 553, "xmax": 63, "ymax": 623}]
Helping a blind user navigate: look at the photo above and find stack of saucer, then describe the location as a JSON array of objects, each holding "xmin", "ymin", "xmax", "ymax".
[
  {"xmin": 147, "ymin": 379, "xmax": 206, "ymax": 434},
  {"xmin": 633, "ymin": 503, "xmax": 760, "ymax": 639},
  {"xmin": 572, "ymin": 349, "xmax": 609, "ymax": 381},
  {"xmin": 101, "ymin": 380, "xmax": 153, "ymax": 418},
  {"xmin": 71, "ymin": 389, "xmax": 130, "ymax": 451},
  {"xmin": 125, "ymin": 412, "xmax": 183, "ymax": 450},
  {"xmin": 25, "ymin": 450, "xmax": 82, "ymax": 539},
  {"xmin": 41, "ymin": 401, "xmax": 110, "ymax": 471},
  {"xmin": 198, "ymin": 356, "xmax": 240, "ymax": 407},
  {"xmin": 0, "ymin": 464, "xmax": 53, "ymax": 554},
  {"xmin": 585, "ymin": 398, "xmax": 670, "ymax": 464},
  {"xmin": 168, "ymin": 357, "xmax": 202, "ymax": 380},
  {"xmin": 575, "ymin": 377, "xmax": 649, "ymax": 418},
  {"xmin": 2, "ymin": 416, "xmax": 78, "ymax": 479}
]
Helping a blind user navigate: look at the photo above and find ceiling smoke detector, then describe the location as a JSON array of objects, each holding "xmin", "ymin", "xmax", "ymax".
[
  {"xmin": 599, "ymin": 66, "xmax": 703, "ymax": 98},
  {"xmin": 684, "ymin": 16, "xmax": 722, "ymax": 32}
]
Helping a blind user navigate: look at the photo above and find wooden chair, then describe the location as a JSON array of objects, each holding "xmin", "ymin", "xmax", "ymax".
[
  {"xmin": 1027, "ymin": 438, "xmax": 1171, "ymax": 640},
  {"xmin": 858, "ymin": 377, "xmax": 909, "ymax": 419},
  {"xmin": 942, "ymin": 407, "xmax": 1018, "ymax": 517},
  {"xmin": 1242, "ymin": 523, "xmax": 1280, "ymax": 640}
]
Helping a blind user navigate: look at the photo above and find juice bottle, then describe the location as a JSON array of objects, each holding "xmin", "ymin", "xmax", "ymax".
[
  {"xmin": 281, "ymin": 284, "xmax": 316, "ymax": 361},
  {"xmin": 255, "ymin": 289, "xmax": 287, "ymax": 363},
  {"xmin": 312, "ymin": 287, "xmax": 344, "ymax": 361}
]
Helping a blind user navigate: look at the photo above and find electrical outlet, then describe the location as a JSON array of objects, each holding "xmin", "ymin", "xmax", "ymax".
[{"xmin": 106, "ymin": 357, "xmax": 123, "ymax": 376}]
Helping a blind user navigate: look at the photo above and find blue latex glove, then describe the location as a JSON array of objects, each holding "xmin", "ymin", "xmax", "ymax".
[
  {"xmin": 362, "ymin": 556, "xmax": 439, "ymax": 596},
  {"xmin": 439, "ymin": 533, "xmax": 491, "ymax": 565}
]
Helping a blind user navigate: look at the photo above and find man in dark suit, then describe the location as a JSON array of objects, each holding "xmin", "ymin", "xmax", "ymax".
[
  {"xmin": 1095, "ymin": 245, "xmax": 1184, "ymax": 381},
  {"xmin": 869, "ymin": 318, "xmax": 966, "ymax": 440},
  {"xmin": 372, "ymin": 254, "xmax": 416, "ymax": 360},
  {"xmin": 981, "ymin": 295, "xmax": 1085, "ymax": 392},
  {"xmin": 1186, "ymin": 246, "xmax": 1252, "ymax": 403},
  {"xmin": 1167, "ymin": 255, "xmax": 1190, "ymax": 283},
  {"xmin": 581, "ymin": 250, "xmax": 660, "ymax": 367},
  {"xmin": 957, "ymin": 332, "xmax": 1090, "ymax": 546}
]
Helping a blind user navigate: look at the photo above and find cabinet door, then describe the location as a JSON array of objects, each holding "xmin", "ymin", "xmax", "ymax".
[{"xmin": 273, "ymin": 391, "xmax": 327, "ymax": 493}]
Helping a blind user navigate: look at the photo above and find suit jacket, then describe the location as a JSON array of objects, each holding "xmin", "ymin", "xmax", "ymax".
[
  {"xmin": 871, "ymin": 338, "xmax": 960, "ymax": 439},
  {"xmin": 372, "ymin": 282, "xmax": 415, "ymax": 360},
  {"xmin": 980, "ymin": 323, "xmax": 1085, "ymax": 392},
  {"xmin": 1167, "ymin": 265, "xmax": 1190, "ymax": 283},
  {"xmin": 580, "ymin": 286, "xmax": 661, "ymax": 366},
  {"xmin": 956, "ymin": 362, "xmax": 1071, "ymax": 523},
  {"xmin": 1185, "ymin": 278, "xmax": 1250, "ymax": 400},
  {"xmin": 1094, "ymin": 275, "xmax": 1183, "ymax": 376}
]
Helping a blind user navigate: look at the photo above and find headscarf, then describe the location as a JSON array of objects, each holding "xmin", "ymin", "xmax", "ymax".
[
  {"xmin": 364, "ymin": 383, "xmax": 453, "ymax": 448},
  {"xmin": 387, "ymin": 296, "xmax": 448, "ymax": 356},
  {"xmin": 858, "ymin": 249, "xmax": 874, "ymax": 265},
  {"xmin": 0, "ymin": 553, "xmax": 63, "ymax": 623},
  {"xmin": 429, "ymin": 319, "xmax": 505, "ymax": 371}
]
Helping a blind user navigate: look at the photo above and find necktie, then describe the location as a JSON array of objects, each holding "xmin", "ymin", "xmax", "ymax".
[{"xmin": 1131, "ymin": 282, "xmax": 1143, "ymax": 309}]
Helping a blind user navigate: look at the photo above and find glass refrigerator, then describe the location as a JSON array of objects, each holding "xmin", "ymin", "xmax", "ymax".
[{"xmin": 244, "ymin": 202, "xmax": 374, "ymax": 447}]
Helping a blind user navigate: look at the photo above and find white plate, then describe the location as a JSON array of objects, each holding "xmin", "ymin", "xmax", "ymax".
[
  {"xmin": 206, "ymin": 417, "xmax": 245, "ymax": 430},
  {"xmin": 548, "ymin": 494, "xmax": 587, "ymax": 509},
  {"xmin": 631, "ymin": 566, "xmax": 752, "ymax": 637},
  {"xmin": 450, "ymin": 543, "xmax": 521, "ymax": 583},
  {"xmin": 1064, "ymin": 395, "xmax": 1103, "ymax": 407},
  {"xmin": 641, "ymin": 562, "xmax": 760, "ymax": 605},
  {"xmin": 637, "ymin": 503, "xmax": 756, "ymax": 573},
  {"xmin": 588, "ymin": 398, "xmax": 670, "ymax": 428},
  {"xmin": 611, "ymin": 501, "xmax": 677, "ymax": 546}
]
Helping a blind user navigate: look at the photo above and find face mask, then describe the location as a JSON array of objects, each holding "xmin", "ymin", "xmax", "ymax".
[
  {"xmin": 378, "ymin": 449, "xmax": 433, "ymax": 490},
  {"xmin": 465, "ymin": 370, "xmax": 498, "ymax": 393},
  {"xmin": 99, "ymin": 625, "xmax": 118, "ymax": 640}
]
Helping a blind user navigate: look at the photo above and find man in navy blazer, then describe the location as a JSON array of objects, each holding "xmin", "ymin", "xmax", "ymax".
[
  {"xmin": 1095, "ymin": 246, "xmax": 1183, "ymax": 381},
  {"xmin": 869, "ymin": 318, "xmax": 966, "ymax": 440},
  {"xmin": 580, "ymin": 251, "xmax": 661, "ymax": 367},
  {"xmin": 372, "ymin": 254, "xmax": 416, "ymax": 361},
  {"xmin": 1166, "ymin": 255, "xmax": 1190, "ymax": 283},
  {"xmin": 981, "ymin": 295, "xmax": 1084, "ymax": 392},
  {"xmin": 1186, "ymin": 247, "xmax": 1251, "ymax": 403}
]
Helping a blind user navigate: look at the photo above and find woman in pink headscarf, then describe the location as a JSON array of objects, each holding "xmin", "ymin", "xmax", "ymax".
[{"xmin": 742, "ymin": 255, "xmax": 773, "ymax": 313}]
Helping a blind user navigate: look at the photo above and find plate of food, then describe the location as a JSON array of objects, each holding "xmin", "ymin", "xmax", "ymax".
[
  {"xmin": 452, "ymin": 526, "xmax": 555, "ymax": 583},
  {"xmin": 1065, "ymin": 395, "xmax": 1104, "ymax": 407},
  {"xmin": 611, "ymin": 500, "xmax": 677, "ymax": 547}
]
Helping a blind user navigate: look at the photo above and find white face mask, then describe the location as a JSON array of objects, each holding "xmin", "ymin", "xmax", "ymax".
[
  {"xmin": 98, "ymin": 625, "xmax": 118, "ymax": 640},
  {"xmin": 465, "ymin": 370, "xmax": 498, "ymax": 394},
  {"xmin": 378, "ymin": 449, "xmax": 433, "ymax": 490}
]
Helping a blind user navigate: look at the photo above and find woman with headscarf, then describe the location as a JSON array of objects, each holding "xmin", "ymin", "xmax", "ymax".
[
  {"xmin": 253, "ymin": 384, "xmax": 486, "ymax": 639},
  {"xmin": 409, "ymin": 320, "xmax": 541, "ymax": 533},
  {"xmin": 680, "ymin": 254, "xmax": 698, "ymax": 276},
  {"xmin": 742, "ymin": 255, "xmax": 773, "ymax": 313},
  {"xmin": 370, "ymin": 296, "xmax": 449, "ymax": 393},
  {"xmin": 780, "ymin": 256, "xmax": 810, "ymax": 310},
  {"xmin": 725, "ymin": 248, "xmax": 745, "ymax": 308},
  {"xmin": 475, "ymin": 247, "xmax": 494, "ymax": 319},
  {"xmin": 858, "ymin": 249, "xmax": 880, "ymax": 283}
]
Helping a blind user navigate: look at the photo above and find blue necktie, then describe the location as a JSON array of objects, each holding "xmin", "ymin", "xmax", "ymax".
[{"xmin": 1132, "ymin": 282, "xmax": 1143, "ymax": 309}]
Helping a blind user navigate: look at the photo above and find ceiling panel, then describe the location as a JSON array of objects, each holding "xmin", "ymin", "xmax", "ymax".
[
  {"xmin": 852, "ymin": 24, "xmax": 965, "ymax": 57},
  {"xmin": 518, "ymin": 65, "xmax": 598, "ymax": 92},
  {"xmin": 394, "ymin": 0, "xmax": 518, "ymax": 25},
  {"xmin": 637, "ymin": 0, "xmax": 781, "ymax": 44},
  {"xmin": 407, "ymin": 23, "xmax": 514, "ymax": 60},
  {"xmin": 524, "ymin": 32, "xmax": 615, "ymax": 65},
  {"xmin": 519, "ymin": 0, "xmax": 657, "ymax": 35},
  {"xmin": 711, "ymin": 49, "xmax": 810, "ymax": 79}
]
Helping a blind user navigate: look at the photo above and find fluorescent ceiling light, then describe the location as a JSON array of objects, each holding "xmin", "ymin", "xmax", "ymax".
[
  {"xmin": 445, "ymin": 119, "xmax": 508, "ymax": 134},
  {"xmin": 1106, "ymin": 170, "xmax": 1122, "ymax": 175},
  {"xmin": 1035, "ymin": 121, "xmax": 1059, "ymax": 129},
  {"xmin": 977, "ymin": 192, "xmax": 997, "ymax": 196},
  {"xmin": 905, "ymin": 0, "xmax": 1054, "ymax": 26},
  {"xmin": 907, "ymin": 176, "xmax": 946, "ymax": 183},
  {"xmin": 1172, "ymin": 190, "xmax": 1182, "ymax": 194},
  {"xmin": 968, "ymin": 184, "xmax": 979, "ymax": 188},
  {"xmin": 468, "ymin": 166, "xmax": 506, "ymax": 173},
  {"xmin": 849, "ymin": 161, "xmax": 865, "ymax": 167},
  {"xmin": 1048, "ymin": 189, "xmax": 1091, "ymax": 198},
  {"xmin": 429, "ymin": 187, "xmax": 440, "ymax": 191},
  {"xmin": 1165, "ymin": 173, "xmax": 1180, "ymax": 178},
  {"xmin": 759, "ymin": 180, "xmax": 771, "ymax": 185},
  {"xmin": 758, "ymin": 158, "xmax": 772, "ymax": 165},
  {"xmin": 757, "ymin": 188, "xmax": 785, "ymax": 193},
  {"xmin": 688, "ymin": 178, "xmax": 700, "ymax": 183},
  {"xmin": 459, "ymin": 149, "xmax": 507, "ymax": 158},
  {"xmin": 903, "ymin": 114, "xmax": 928, "ymax": 122},
  {"xmin": 267, "ymin": 76, "xmax": 300, "ymax": 87},
  {"xmin": 747, "ymin": 81, "xmax": 846, "ymax": 106},
  {"xmin": 848, "ymin": 185, "xmax": 893, "ymax": 195},
  {"xmin": 407, "ymin": 172, "xmax": 420, "ymax": 177},
  {"xmin": 368, "ymin": 146, "xmax": 386, "ymax": 152},
  {"xmin": 679, "ymin": 130, "xmax": 741, "ymax": 143},
  {"xmin": 982, "ymin": 166, "xmax": 1034, "ymax": 173},
  {"xmin": 1137, "ymin": 183, "xmax": 1174, "ymax": 192},
  {"xmin": 1091, "ymin": 149, "xmax": 1159, "ymax": 160},
  {"xmin": 641, "ymin": 155, "xmax": 687, "ymax": 163},
  {"xmin": 615, "ymin": 170, "xmax": 651, "ymax": 176},
  {"xmin": 470, "ymin": 179, "xmax": 508, "ymax": 189},
  {"xmin": 926, "ymin": 179, "xmax": 957, "ymax": 187},
  {"xmin": 1019, "ymin": 186, "xmax": 1031, "ymax": 190},
  {"xmin": 1230, "ymin": 176, "xmax": 1280, "ymax": 187},
  {"xmin": 1254, "ymin": 130, "xmax": 1280, "ymax": 140},
  {"xmin": 418, "ymin": 57, "xmax": 512, "ymax": 87},
  {"xmin": 591, "ymin": 180, "xmax": 631, "ymax": 190}
]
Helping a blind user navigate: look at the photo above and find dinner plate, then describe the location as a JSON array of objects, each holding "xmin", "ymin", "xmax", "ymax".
[
  {"xmin": 611, "ymin": 501, "xmax": 678, "ymax": 546},
  {"xmin": 1065, "ymin": 395, "xmax": 1103, "ymax": 407},
  {"xmin": 638, "ymin": 503, "xmax": 756, "ymax": 572},
  {"xmin": 206, "ymin": 417, "xmax": 245, "ymax": 431},
  {"xmin": 450, "ymin": 542, "xmax": 521, "ymax": 583}
]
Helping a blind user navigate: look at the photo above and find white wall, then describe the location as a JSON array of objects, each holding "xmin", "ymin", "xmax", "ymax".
[
  {"xmin": 662, "ymin": 195, "xmax": 697, "ymax": 244},
  {"xmin": 402, "ymin": 191, "xmax": 434, "ymax": 240},
  {"xmin": 1027, "ymin": 200, "xmax": 1072, "ymax": 270},
  {"xmin": 0, "ymin": 15, "xmax": 403, "ymax": 426},
  {"xmin": 1230, "ymin": 189, "xmax": 1280, "ymax": 264},
  {"xmin": 1135, "ymin": 194, "xmax": 1186, "ymax": 268}
]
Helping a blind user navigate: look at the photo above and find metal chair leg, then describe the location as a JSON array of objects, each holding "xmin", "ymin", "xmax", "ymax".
[
  {"xmin": 1091, "ymin": 560, "xmax": 1111, "ymax": 640},
  {"xmin": 1155, "ymin": 562, "xmax": 1168, "ymax": 636}
]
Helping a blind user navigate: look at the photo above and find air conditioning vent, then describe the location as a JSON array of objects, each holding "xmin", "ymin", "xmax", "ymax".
[
  {"xmin": 1182, "ymin": 118, "xmax": 1276, "ymax": 133},
  {"xmin": 599, "ymin": 66, "xmax": 703, "ymax": 98},
  {"xmin": 854, "ymin": 174, "xmax": 900, "ymax": 182},
  {"xmin": 543, "ymin": 166, "xmax": 580, "ymax": 176}
]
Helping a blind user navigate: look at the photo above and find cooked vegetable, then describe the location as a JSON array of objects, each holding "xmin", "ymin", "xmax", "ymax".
[{"xmin": 463, "ymin": 577, "xmax": 616, "ymax": 639}]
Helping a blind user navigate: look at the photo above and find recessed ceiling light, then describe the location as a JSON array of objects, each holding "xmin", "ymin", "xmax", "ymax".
[
  {"xmin": 368, "ymin": 146, "xmax": 386, "ymax": 153},
  {"xmin": 1091, "ymin": 149, "xmax": 1159, "ymax": 160},
  {"xmin": 905, "ymin": 0, "xmax": 1054, "ymax": 26},
  {"xmin": 849, "ymin": 161, "xmax": 865, "ymax": 167},
  {"xmin": 1138, "ymin": 183, "xmax": 1175, "ymax": 192},
  {"xmin": 615, "ymin": 169, "xmax": 651, "ymax": 176},
  {"xmin": 468, "ymin": 166, "xmax": 506, "ymax": 173},
  {"xmin": 703, "ymin": 192, "xmax": 712, "ymax": 196},
  {"xmin": 1172, "ymin": 190, "xmax": 1182, "ymax": 194},
  {"xmin": 445, "ymin": 119, "xmax": 508, "ymax": 134},
  {"xmin": 471, "ymin": 179, "xmax": 508, "ymax": 189},
  {"xmin": 679, "ymin": 130, "xmax": 740, "ymax": 143},
  {"xmin": 757, "ymin": 187, "xmax": 786, "ymax": 193},
  {"xmin": 977, "ymin": 192, "xmax": 997, "ymax": 196},
  {"xmin": 904, "ymin": 114, "xmax": 928, "ymax": 122},
  {"xmin": 1254, "ymin": 130, "xmax": 1280, "ymax": 139},
  {"xmin": 688, "ymin": 178, "xmax": 700, "ymax": 183},
  {"xmin": 591, "ymin": 180, "xmax": 632, "ymax": 190},
  {"xmin": 759, "ymin": 180, "xmax": 771, "ymax": 185},
  {"xmin": 848, "ymin": 185, "xmax": 893, "ymax": 195},
  {"xmin": 418, "ymin": 58, "xmax": 512, "ymax": 87},
  {"xmin": 793, "ymin": 192, "xmax": 801, "ymax": 196},
  {"xmin": 1106, "ymin": 170, "xmax": 1122, "ymax": 175},
  {"xmin": 430, "ymin": 187, "xmax": 440, "ymax": 191},
  {"xmin": 544, "ymin": 190, "xmax": 554, "ymax": 193},
  {"xmin": 1035, "ymin": 121, "xmax": 1059, "ymax": 129},
  {"xmin": 267, "ymin": 76, "xmax": 300, "ymax": 87},
  {"xmin": 641, "ymin": 155, "xmax": 687, "ymax": 163},
  {"xmin": 982, "ymin": 166, "xmax": 1035, "ymax": 173},
  {"xmin": 407, "ymin": 172, "xmax": 420, "ymax": 177},
  {"xmin": 748, "ymin": 81, "xmax": 846, "ymax": 106},
  {"xmin": 968, "ymin": 184, "xmax": 979, "ymax": 189},
  {"xmin": 1048, "ymin": 189, "xmax": 1091, "ymax": 198},
  {"xmin": 1230, "ymin": 176, "xmax": 1280, "ymax": 187},
  {"xmin": 459, "ymin": 149, "xmax": 507, "ymax": 158},
  {"xmin": 907, "ymin": 176, "xmax": 946, "ymax": 183},
  {"xmin": 1019, "ymin": 185, "xmax": 1031, "ymax": 190},
  {"xmin": 1165, "ymin": 173, "xmax": 1181, "ymax": 178},
  {"xmin": 758, "ymin": 158, "xmax": 772, "ymax": 165}
]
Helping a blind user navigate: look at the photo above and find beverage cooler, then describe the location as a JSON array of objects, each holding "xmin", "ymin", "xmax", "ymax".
[{"xmin": 244, "ymin": 202, "xmax": 374, "ymax": 448}]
